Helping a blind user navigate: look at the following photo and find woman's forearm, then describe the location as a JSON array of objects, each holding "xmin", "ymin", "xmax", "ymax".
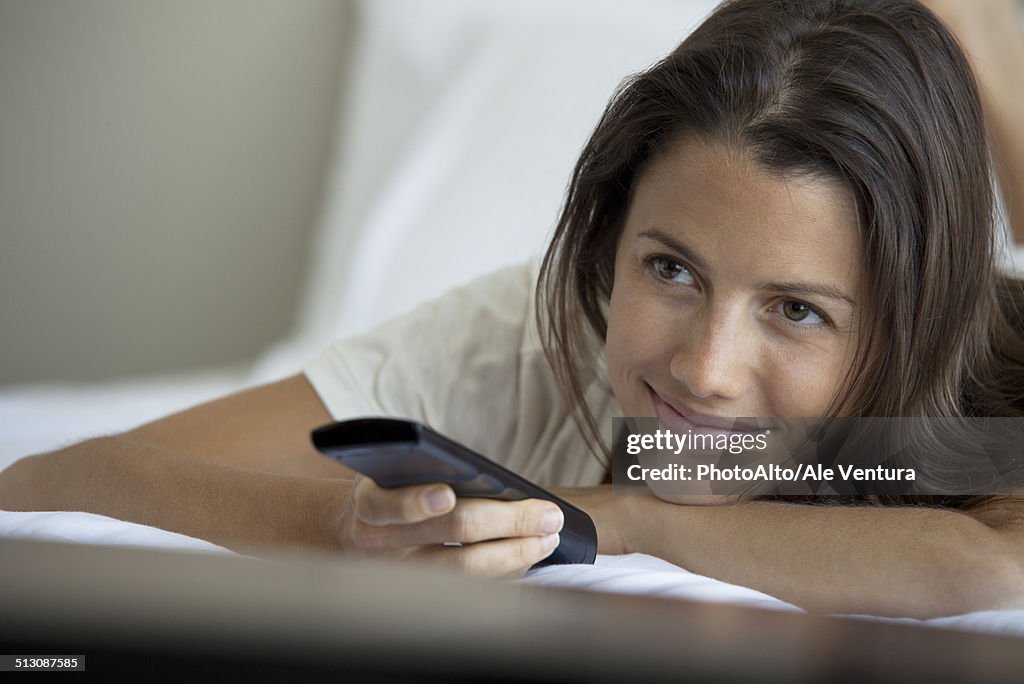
[
  {"xmin": 624, "ymin": 496, "xmax": 1024, "ymax": 618},
  {"xmin": 0, "ymin": 435, "xmax": 349, "ymax": 553}
]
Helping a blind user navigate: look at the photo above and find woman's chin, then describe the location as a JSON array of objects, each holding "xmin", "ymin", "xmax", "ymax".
[{"xmin": 650, "ymin": 492, "xmax": 741, "ymax": 506}]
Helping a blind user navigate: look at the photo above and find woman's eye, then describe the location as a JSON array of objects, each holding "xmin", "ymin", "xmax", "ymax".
[
  {"xmin": 650, "ymin": 257, "xmax": 695, "ymax": 285},
  {"xmin": 778, "ymin": 300, "xmax": 825, "ymax": 326}
]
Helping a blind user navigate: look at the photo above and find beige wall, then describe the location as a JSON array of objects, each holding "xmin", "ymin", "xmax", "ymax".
[{"xmin": 0, "ymin": 0, "xmax": 350, "ymax": 384}]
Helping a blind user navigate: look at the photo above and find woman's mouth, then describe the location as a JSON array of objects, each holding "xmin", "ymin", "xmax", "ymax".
[{"xmin": 647, "ymin": 386, "xmax": 774, "ymax": 437}]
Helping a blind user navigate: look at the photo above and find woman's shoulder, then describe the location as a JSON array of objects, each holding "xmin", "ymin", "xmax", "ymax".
[
  {"xmin": 301, "ymin": 260, "xmax": 613, "ymax": 483},
  {"xmin": 302, "ymin": 259, "xmax": 567, "ymax": 418}
]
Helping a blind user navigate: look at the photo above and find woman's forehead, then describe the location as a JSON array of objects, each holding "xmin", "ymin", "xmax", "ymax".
[{"xmin": 625, "ymin": 138, "xmax": 861, "ymax": 291}]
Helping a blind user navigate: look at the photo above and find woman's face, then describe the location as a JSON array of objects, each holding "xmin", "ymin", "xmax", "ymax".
[{"xmin": 606, "ymin": 138, "xmax": 863, "ymax": 425}]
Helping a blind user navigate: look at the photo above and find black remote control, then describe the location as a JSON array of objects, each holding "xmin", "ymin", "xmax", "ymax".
[{"xmin": 311, "ymin": 417, "xmax": 597, "ymax": 567}]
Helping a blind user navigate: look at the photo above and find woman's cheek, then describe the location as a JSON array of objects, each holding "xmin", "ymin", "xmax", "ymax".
[
  {"xmin": 604, "ymin": 296, "xmax": 633, "ymax": 399},
  {"xmin": 606, "ymin": 289, "xmax": 655, "ymax": 403},
  {"xmin": 764, "ymin": 349, "xmax": 847, "ymax": 417},
  {"xmin": 607, "ymin": 291, "xmax": 681, "ymax": 408}
]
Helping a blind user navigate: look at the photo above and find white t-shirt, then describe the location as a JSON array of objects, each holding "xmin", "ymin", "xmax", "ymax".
[{"xmin": 303, "ymin": 262, "xmax": 616, "ymax": 487}]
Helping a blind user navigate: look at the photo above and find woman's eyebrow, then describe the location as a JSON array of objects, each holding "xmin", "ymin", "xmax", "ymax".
[
  {"xmin": 756, "ymin": 280, "xmax": 856, "ymax": 306},
  {"xmin": 637, "ymin": 228, "xmax": 855, "ymax": 306},
  {"xmin": 637, "ymin": 229, "xmax": 710, "ymax": 272}
]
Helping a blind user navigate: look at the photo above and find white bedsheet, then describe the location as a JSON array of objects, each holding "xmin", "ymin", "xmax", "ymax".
[
  {"xmin": 2, "ymin": 508, "xmax": 1023, "ymax": 639},
  {"xmin": 0, "ymin": 510, "xmax": 228, "ymax": 553}
]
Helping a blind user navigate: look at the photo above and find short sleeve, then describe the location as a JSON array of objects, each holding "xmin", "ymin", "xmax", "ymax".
[{"xmin": 302, "ymin": 262, "xmax": 614, "ymax": 487}]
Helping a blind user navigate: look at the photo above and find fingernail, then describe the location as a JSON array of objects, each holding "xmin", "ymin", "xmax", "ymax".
[
  {"xmin": 541, "ymin": 533, "xmax": 560, "ymax": 553},
  {"xmin": 425, "ymin": 487, "xmax": 453, "ymax": 513},
  {"xmin": 541, "ymin": 508, "xmax": 564, "ymax": 534}
]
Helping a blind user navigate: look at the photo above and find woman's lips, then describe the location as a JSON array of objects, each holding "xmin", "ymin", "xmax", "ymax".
[{"xmin": 648, "ymin": 386, "xmax": 774, "ymax": 436}]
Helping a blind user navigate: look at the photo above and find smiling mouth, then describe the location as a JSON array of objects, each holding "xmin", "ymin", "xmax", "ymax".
[{"xmin": 647, "ymin": 385, "xmax": 777, "ymax": 435}]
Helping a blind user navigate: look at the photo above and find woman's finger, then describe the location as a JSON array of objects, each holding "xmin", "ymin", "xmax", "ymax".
[
  {"xmin": 352, "ymin": 476, "xmax": 456, "ymax": 525},
  {"xmin": 416, "ymin": 532, "xmax": 561, "ymax": 578},
  {"xmin": 355, "ymin": 497, "xmax": 563, "ymax": 549}
]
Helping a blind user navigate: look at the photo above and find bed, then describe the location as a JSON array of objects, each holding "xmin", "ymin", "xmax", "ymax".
[
  {"xmin": 3, "ymin": 0, "xmax": 1024, "ymax": 670},
  {"xmin": 5, "ymin": 537, "xmax": 1023, "ymax": 681}
]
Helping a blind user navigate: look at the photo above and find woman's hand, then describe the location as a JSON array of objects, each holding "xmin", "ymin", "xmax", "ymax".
[
  {"xmin": 551, "ymin": 485, "xmax": 636, "ymax": 556},
  {"xmin": 552, "ymin": 485, "xmax": 740, "ymax": 558},
  {"xmin": 336, "ymin": 475, "xmax": 564, "ymax": 577}
]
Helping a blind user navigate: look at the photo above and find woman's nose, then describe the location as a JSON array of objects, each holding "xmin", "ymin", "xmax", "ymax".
[{"xmin": 670, "ymin": 308, "xmax": 752, "ymax": 401}]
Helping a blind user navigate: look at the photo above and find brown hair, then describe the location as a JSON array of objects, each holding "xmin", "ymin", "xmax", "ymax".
[{"xmin": 537, "ymin": 0, "xmax": 1024, "ymax": 513}]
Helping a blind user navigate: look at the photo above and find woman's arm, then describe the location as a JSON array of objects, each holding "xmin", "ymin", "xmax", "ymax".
[
  {"xmin": 0, "ymin": 374, "xmax": 564, "ymax": 574},
  {"xmin": 0, "ymin": 434, "xmax": 352, "ymax": 551},
  {"xmin": 559, "ymin": 487, "xmax": 1024, "ymax": 619},
  {"xmin": 0, "ymin": 374, "xmax": 351, "ymax": 550}
]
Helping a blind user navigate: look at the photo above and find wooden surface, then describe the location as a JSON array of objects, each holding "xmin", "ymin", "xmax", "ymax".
[{"xmin": 1, "ymin": 538, "xmax": 1022, "ymax": 681}]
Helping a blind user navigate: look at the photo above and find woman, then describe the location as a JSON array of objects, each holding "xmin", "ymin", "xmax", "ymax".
[{"xmin": 2, "ymin": 0, "xmax": 1023, "ymax": 619}]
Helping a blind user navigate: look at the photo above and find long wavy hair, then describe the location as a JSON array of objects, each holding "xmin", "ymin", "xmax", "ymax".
[{"xmin": 537, "ymin": 0, "xmax": 1024, "ymax": 517}]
